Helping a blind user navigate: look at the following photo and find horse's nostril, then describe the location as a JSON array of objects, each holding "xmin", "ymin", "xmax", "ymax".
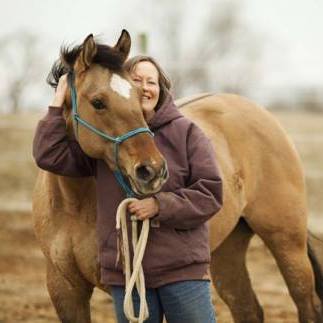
[{"xmin": 135, "ymin": 164, "xmax": 155, "ymax": 182}]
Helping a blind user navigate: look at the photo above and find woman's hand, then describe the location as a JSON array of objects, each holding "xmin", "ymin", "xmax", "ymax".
[
  {"xmin": 128, "ymin": 197, "xmax": 159, "ymax": 221},
  {"xmin": 51, "ymin": 74, "xmax": 68, "ymax": 107}
]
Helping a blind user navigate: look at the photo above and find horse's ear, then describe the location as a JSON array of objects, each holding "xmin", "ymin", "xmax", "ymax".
[
  {"xmin": 75, "ymin": 34, "xmax": 97, "ymax": 73},
  {"xmin": 114, "ymin": 29, "xmax": 131, "ymax": 61}
]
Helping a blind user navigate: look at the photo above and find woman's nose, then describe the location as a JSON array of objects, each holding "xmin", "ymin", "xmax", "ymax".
[{"xmin": 141, "ymin": 81, "xmax": 149, "ymax": 91}]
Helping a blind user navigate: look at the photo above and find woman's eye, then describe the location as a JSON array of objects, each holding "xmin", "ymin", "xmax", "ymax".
[
  {"xmin": 91, "ymin": 99, "xmax": 106, "ymax": 110},
  {"xmin": 132, "ymin": 79, "xmax": 141, "ymax": 85}
]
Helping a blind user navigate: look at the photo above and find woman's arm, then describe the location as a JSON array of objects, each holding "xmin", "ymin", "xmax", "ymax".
[
  {"xmin": 154, "ymin": 124, "xmax": 223, "ymax": 229},
  {"xmin": 32, "ymin": 75, "xmax": 95, "ymax": 177}
]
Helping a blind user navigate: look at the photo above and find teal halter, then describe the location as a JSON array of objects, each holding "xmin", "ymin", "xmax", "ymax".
[{"xmin": 68, "ymin": 73, "xmax": 154, "ymax": 196}]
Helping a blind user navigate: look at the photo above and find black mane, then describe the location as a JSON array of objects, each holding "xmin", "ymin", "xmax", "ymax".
[{"xmin": 47, "ymin": 41, "xmax": 124, "ymax": 88}]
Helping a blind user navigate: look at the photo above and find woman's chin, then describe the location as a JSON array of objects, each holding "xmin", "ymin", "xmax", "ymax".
[
  {"xmin": 142, "ymin": 103, "xmax": 155, "ymax": 112},
  {"xmin": 142, "ymin": 109, "xmax": 155, "ymax": 122}
]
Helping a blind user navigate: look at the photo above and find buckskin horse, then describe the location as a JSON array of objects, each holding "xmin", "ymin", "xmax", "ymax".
[{"xmin": 32, "ymin": 30, "xmax": 323, "ymax": 322}]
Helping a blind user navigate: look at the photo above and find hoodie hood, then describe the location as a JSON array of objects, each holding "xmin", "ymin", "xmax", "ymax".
[{"xmin": 148, "ymin": 94, "xmax": 183, "ymax": 131}]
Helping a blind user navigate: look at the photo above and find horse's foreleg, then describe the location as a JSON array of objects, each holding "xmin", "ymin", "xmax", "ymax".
[
  {"xmin": 46, "ymin": 260, "xmax": 94, "ymax": 323},
  {"xmin": 210, "ymin": 219, "xmax": 264, "ymax": 323},
  {"xmin": 246, "ymin": 211, "xmax": 323, "ymax": 323}
]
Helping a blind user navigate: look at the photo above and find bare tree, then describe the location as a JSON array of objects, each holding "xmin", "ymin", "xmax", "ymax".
[
  {"xmin": 0, "ymin": 31, "xmax": 43, "ymax": 113},
  {"xmin": 149, "ymin": 0, "xmax": 263, "ymax": 98}
]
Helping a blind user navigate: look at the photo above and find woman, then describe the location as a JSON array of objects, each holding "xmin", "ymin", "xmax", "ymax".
[{"xmin": 33, "ymin": 55, "xmax": 222, "ymax": 323}]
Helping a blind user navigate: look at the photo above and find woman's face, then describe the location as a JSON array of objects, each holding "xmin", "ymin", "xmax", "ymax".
[{"xmin": 130, "ymin": 61, "xmax": 160, "ymax": 113}]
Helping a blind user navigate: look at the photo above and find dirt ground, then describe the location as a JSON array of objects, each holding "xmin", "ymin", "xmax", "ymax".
[
  {"xmin": 0, "ymin": 210, "xmax": 304, "ymax": 323},
  {"xmin": 1, "ymin": 112, "xmax": 322, "ymax": 322}
]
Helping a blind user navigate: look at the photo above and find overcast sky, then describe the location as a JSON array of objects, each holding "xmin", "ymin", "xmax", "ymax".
[{"xmin": 0, "ymin": 0, "xmax": 322, "ymax": 108}]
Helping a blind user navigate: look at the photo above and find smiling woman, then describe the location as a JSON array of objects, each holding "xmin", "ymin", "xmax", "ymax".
[
  {"xmin": 103, "ymin": 54, "xmax": 223, "ymax": 323},
  {"xmin": 129, "ymin": 60, "xmax": 161, "ymax": 121},
  {"xmin": 124, "ymin": 55, "xmax": 171, "ymax": 116}
]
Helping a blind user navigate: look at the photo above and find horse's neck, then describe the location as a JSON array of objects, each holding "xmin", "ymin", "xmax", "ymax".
[
  {"xmin": 47, "ymin": 173, "xmax": 96, "ymax": 220},
  {"xmin": 43, "ymin": 107, "xmax": 96, "ymax": 219}
]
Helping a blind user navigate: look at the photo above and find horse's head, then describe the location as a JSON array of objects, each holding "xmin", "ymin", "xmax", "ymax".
[{"xmin": 49, "ymin": 30, "xmax": 168, "ymax": 196}]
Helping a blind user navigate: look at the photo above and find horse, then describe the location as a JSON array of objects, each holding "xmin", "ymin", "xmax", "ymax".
[{"xmin": 32, "ymin": 30, "xmax": 323, "ymax": 323}]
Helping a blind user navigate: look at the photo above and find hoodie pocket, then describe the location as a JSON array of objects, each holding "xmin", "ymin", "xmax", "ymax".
[
  {"xmin": 100, "ymin": 229, "xmax": 123, "ymax": 271},
  {"xmin": 178, "ymin": 225, "xmax": 210, "ymax": 263},
  {"xmin": 141, "ymin": 226, "xmax": 193, "ymax": 273}
]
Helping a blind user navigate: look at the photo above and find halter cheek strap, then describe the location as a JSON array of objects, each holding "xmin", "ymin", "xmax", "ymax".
[{"xmin": 67, "ymin": 73, "xmax": 154, "ymax": 197}]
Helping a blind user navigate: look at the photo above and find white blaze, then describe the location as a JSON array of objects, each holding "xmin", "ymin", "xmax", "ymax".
[{"xmin": 110, "ymin": 74, "xmax": 132, "ymax": 99}]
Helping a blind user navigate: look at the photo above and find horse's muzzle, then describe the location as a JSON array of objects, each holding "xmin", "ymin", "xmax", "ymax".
[{"xmin": 131, "ymin": 161, "xmax": 168, "ymax": 196}]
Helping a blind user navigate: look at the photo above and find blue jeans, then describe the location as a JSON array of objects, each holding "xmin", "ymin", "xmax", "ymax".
[{"xmin": 110, "ymin": 280, "xmax": 216, "ymax": 323}]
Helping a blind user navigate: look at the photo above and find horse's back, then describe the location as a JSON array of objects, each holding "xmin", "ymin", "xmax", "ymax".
[
  {"xmin": 177, "ymin": 93, "xmax": 304, "ymax": 183},
  {"xmin": 177, "ymin": 93, "xmax": 292, "ymax": 143}
]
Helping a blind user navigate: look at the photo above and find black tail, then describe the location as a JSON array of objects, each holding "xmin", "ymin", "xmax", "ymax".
[{"xmin": 307, "ymin": 230, "xmax": 323, "ymax": 302}]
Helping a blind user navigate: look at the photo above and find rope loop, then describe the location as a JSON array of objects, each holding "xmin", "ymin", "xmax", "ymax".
[{"xmin": 116, "ymin": 198, "xmax": 150, "ymax": 323}]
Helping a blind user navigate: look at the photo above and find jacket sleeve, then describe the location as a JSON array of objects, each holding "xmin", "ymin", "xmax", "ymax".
[
  {"xmin": 154, "ymin": 124, "xmax": 222, "ymax": 230},
  {"xmin": 32, "ymin": 106, "xmax": 95, "ymax": 177}
]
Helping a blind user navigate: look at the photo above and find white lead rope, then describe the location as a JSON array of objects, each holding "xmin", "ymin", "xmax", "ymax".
[{"xmin": 116, "ymin": 198, "xmax": 150, "ymax": 323}]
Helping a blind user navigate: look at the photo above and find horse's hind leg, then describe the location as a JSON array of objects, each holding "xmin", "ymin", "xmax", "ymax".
[
  {"xmin": 246, "ymin": 205, "xmax": 323, "ymax": 323},
  {"xmin": 210, "ymin": 219, "xmax": 264, "ymax": 323},
  {"xmin": 46, "ymin": 260, "xmax": 94, "ymax": 323},
  {"xmin": 308, "ymin": 231, "xmax": 323, "ymax": 306}
]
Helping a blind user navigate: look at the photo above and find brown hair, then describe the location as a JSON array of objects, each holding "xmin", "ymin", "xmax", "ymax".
[{"xmin": 124, "ymin": 55, "xmax": 172, "ymax": 109}]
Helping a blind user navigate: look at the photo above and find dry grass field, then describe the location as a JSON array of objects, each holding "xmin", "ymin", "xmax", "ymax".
[{"xmin": 0, "ymin": 109, "xmax": 322, "ymax": 322}]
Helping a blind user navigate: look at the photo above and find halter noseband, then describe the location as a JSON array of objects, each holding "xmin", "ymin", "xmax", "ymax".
[{"xmin": 68, "ymin": 73, "xmax": 154, "ymax": 196}]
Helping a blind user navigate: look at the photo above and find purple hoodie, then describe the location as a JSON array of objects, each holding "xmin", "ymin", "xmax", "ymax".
[{"xmin": 33, "ymin": 94, "xmax": 223, "ymax": 288}]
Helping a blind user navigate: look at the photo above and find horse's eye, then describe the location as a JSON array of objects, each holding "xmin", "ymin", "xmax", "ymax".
[{"xmin": 91, "ymin": 99, "xmax": 106, "ymax": 110}]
